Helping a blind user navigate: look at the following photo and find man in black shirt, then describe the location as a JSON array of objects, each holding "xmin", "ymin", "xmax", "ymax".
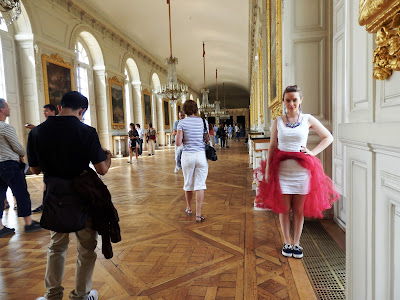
[{"xmin": 28, "ymin": 91, "xmax": 111, "ymax": 300}]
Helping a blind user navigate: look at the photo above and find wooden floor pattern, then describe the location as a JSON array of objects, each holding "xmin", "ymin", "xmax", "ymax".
[{"xmin": 0, "ymin": 140, "xmax": 320, "ymax": 299}]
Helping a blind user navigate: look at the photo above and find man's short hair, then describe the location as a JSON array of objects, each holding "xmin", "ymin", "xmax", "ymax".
[
  {"xmin": 136, "ymin": 124, "xmax": 140, "ymax": 128},
  {"xmin": 0, "ymin": 98, "xmax": 6, "ymax": 109},
  {"xmin": 43, "ymin": 104, "xmax": 58, "ymax": 114},
  {"xmin": 61, "ymin": 91, "xmax": 88, "ymax": 110}
]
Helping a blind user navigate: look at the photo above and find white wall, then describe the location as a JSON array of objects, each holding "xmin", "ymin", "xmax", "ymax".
[
  {"xmin": 334, "ymin": 0, "xmax": 400, "ymax": 299},
  {"xmin": 281, "ymin": 0, "xmax": 333, "ymax": 176}
]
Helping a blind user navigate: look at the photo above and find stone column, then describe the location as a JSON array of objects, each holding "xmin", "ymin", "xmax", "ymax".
[
  {"xmin": 132, "ymin": 82, "xmax": 142, "ymax": 126},
  {"xmin": 14, "ymin": 34, "xmax": 40, "ymax": 142},
  {"xmin": 93, "ymin": 67, "xmax": 110, "ymax": 149}
]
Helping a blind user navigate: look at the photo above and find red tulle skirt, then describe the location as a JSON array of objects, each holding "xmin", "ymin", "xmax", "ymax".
[{"xmin": 254, "ymin": 149, "xmax": 340, "ymax": 218}]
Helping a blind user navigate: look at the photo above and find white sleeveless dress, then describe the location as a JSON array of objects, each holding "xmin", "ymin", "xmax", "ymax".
[{"xmin": 277, "ymin": 114, "xmax": 310, "ymax": 195}]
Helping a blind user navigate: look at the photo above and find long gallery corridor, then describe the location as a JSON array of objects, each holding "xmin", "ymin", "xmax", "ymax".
[{"xmin": 0, "ymin": 142, "xmax": 344, "ymax": 299}]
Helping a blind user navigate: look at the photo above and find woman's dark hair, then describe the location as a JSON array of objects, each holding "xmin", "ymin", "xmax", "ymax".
[
  {"xmin": 282, "ymin": 85, "xmax": 303, "ymax": 101},
  {"xmin": 183, "ymin": 99, "xmax": 198, "ymax": 115},
  {"xmin": 129, "ymin": 123, "xmax": 134, "ymax": 128},
  {"xmin": 149, "ymin": 123, "xmax": 152, "ymax": 128},
  {"xmin": 43, "ymin": 104, "xmax": 58, "ymax": 114}
]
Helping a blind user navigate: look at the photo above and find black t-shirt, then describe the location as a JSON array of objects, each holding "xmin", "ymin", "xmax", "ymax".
[{"xmin": 27, "ymin": 116, "xmax": 106, "ymax": 179}]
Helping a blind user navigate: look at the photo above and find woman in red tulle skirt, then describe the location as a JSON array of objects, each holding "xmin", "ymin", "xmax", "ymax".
[{"xmin": 254, "ymin": 85, "xmax": 339, "ymax": 259}]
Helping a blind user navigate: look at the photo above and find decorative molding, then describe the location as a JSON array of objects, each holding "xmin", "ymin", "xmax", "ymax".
[
  {"xmin": 270, "ymin": 100, "xmax": 282, "ymax": 120},
  {"xmin": 358, "ymin": 1, "xmax": 400, "ymax": 80}
]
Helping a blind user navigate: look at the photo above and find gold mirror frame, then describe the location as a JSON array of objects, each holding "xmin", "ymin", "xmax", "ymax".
[
  {"xmin": 258, "ymin": 39, "xmax": 264, "ymax": 124},
  {"xmin": 162, "ymin": 99, "xmax": 170, "ymax": 129},
  {"xmin": 42, "ymin": 54, "xmax": 74, "ymax": 106},
  {"xmin": 109, "ymin": 76, "xmax": 125, "ymax": 130},
  {"xmin": 359, "ymin": 1, "xmax": 400, "ymax": 80},
  {"xmin": 267, "ymin": 0, "xmax": 282, "ymax": 119}
]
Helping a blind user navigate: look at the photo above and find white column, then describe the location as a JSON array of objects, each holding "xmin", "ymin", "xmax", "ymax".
[
  {"xmin": 155, "ymin": 94, "xmax": 165, "ymax": 146},
  {"xmin": 14, "ymin": 34, "xmax": 40, "ymax": 142},
  {"xmin": 93, "ymin": 67, "xmax": 110, "ymax": 149},
  {"xmin": 132, "ymin": 82, "xmax": 142, "ymax": 126}
]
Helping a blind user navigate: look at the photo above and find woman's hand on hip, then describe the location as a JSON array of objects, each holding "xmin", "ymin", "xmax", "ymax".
[{"xmin": 300, "ymin": 146, "xmax": 315, "ymax": 156}]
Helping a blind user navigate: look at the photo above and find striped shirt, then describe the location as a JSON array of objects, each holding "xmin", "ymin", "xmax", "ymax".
[
  {"xmin": 177, "ymin": 117, "xmax": 208, "ymax": 152},
  {"xmin": 0, "ymin": 121, "xmax": 26, "ymax": 162}
]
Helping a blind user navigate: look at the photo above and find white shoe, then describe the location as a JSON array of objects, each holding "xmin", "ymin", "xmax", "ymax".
[
  {"xmin": 174, "ymin": 167, "xmax": 179, "ymax": 174},
  {"xmin": 87, "ymin": 289, "xmax": 98, "ymax": 300},
  {"xmin": 36, "ymin": 297, "xmax": 46, "ymax": 300}
]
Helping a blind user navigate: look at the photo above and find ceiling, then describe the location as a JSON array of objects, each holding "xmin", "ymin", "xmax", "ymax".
[{"xmin": 82, "ymin": 0, "xmax": 250, "ymax": 107}]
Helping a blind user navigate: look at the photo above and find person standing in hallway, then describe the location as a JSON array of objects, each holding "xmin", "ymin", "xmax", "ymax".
[
  {"xmin": 28, "ymin": 91, "xmax": 111, "ymax": 300},
  {"xmin": 135, "ymin": 124, "xmax": 144, "ymax": 156},
  {"xmin": 228, "ymin": 124, "xmax": 233, "ymax": 139},
  {"xmin": 176, "ymin": 100, "xmax": 208, "ymax": 223},
  {"xmin": 172, "ymin": 111, "xmax": 185, "ymax": 173},
  {"xmin": 27, "ymin": 104, "xmax": 59, "ymax": 214},
  {"xmin": 234, "ymin": 123, "xmax": 240, "ymax": 141},
  {"xmin": 0, "ymin": 98, "xmax": 42, "ymax": 237},
  {"xmin": 255, "ymin": 85, "xmax": 339, "ymax": 259},
  {"xmin": 213, "ymin": 124, "xmax": 219, "ymax": 146},
  {"xmin": 128, "ymin": 123, "xmax": 139, "ymax": 163},
  {"xmin": 208, "ymin": 123, "xmax": 214, "ymax": 147},
  {"xmin": 146, "ymin": 123, "xmax": 156, "ymax": 156},
  {"xmin": 217, "ymin": 124, "xmax": 227, "ymax": 148}
]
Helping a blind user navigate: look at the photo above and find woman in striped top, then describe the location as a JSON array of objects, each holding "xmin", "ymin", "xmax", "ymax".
[{"xmin": 176, "ymin": 100, "xmax": 209, "ymax": 223}]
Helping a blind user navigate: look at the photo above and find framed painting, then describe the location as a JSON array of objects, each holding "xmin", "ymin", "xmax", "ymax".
[
  {"xmin": 267, "ymin": 0, "xmax": 282, "ymax": 118},
  {"xmin": 162, "ymin": 99, "xmax": 170, "ymax": 129},
  {"xmin": 109, "ymin": 76, "xmax": 125, "ymax": 130},
  {"xmin": 142, "ymin": 89, "xmax": 152, "ymax": 126},
  {"xmin": 177, "ymin": 103, "xmax": 182, "ymax": 116},
  {"xmin": 42, "ymin": 54, "xmax": 74, "ymax": 107}
]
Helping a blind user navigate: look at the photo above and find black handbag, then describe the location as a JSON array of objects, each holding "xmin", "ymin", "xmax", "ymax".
[
  {"xmin": 40, "ymin": 176, "xmax": 89, "ymax": 233},
  {"xmin": 202, "ymin": 119, "xmax": 217, "ymax": 161}
]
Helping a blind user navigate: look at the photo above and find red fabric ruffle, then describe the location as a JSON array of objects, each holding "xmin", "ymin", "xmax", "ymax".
[{"xmin": 254, "ymin": 149, "xmax": 340, "ymax": 218}]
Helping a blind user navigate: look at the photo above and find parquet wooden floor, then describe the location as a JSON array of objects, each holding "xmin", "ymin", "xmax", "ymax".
[{"xmin": 0, "ymin": 140, "xmax": 319, "ymax": 299}]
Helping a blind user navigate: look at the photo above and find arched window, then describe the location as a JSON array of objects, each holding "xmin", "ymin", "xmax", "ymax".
[{"xmin": 75, "ymin": 40, "xmax": 91, "ymax": 125}]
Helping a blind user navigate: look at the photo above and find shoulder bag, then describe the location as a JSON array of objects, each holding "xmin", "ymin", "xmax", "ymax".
[{"xmin": 202, "ymin": 118, "xmax": 217, "ymax": 161}]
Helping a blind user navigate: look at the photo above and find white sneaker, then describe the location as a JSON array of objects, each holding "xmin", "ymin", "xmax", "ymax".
[
  {"xmin": 36, "ymin": 297, "xmax": 46, "ymax": 300},
  {"xmin": 87, "ymin": 289, "xmax": 98, "ymax": 300},
  {"xmin": 174, "ymin": 167, "xmax": 179, "ymax": 173}
]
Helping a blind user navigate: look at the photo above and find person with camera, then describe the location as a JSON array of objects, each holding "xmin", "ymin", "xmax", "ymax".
[
  {"xmin": 0, "ymin": 98, "xmax": 42, "ymax": 237},
  {"xmin": 175, "ymin": 100, "xmax": 209, "ymax": 223},
  {"xmin": 28, "ymin": 91, "xmax": 111, "ymax": 300}
]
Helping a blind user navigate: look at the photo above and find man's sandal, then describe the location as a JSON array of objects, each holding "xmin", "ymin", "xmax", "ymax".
[
  {"xmin": 185, "ymin": 209, "xmax": 193, "ymax": 216},
  {"xmin": 196, "ymin": 216, "xmax": 205, "ymax": 223}
]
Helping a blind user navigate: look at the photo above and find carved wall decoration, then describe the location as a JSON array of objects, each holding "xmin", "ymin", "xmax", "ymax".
[
  {"xmin": 270, "ymin": 100, "xmax": 282, "ymax": 121},
  {"xmin": 267, "ymin": 0, "xmax": 282, "ymax": 118},
  {"xmin": 258, "ymin": 39, "xmax": 264, "ymax": 124},
  {"xmin": 359, "ymin": 1, "xmax": 400, "ymax": 80}
]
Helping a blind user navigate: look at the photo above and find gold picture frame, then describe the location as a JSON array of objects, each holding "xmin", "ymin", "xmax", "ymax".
[
  {"xmin": 162, "ymin": 99, "xmax": 170, "ymax": 129},
  {"xmin": 42, "ymin": 54, "xmax": 74, "ymax": 107},
  {"xmin": 358, "ymin": 1, "xmax": 400, "ymax": 80},
  {"xmin": 258, "ymin": 39, "xmax": 264, "ymax": 124},
  {"xmin": 267, "ymin": 0, "xmax": 282, "ymax": 119},
  {"xmin": 142, "ymin": 89, "xmax": 152, "ymax": 126},
  {"xmin": 109, "ymin": 76, "xmax": 125, "ymax": 130}
]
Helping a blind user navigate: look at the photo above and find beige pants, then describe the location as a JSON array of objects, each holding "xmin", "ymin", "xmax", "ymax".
[
  {"xmin": 44, "ymin": 220, "xmax": 98, "ymax": 300},
  {"xmin": 148, "ymin": 139, "xmax": 156, "ymax": 155}
]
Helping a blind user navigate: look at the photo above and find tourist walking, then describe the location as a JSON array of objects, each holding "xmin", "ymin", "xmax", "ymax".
[
  {"xmin": 175, "ymin": 100, "xmax": 209, "ymax": 223},
  {"xmin": 147, "ymin": 124, "xmax": 156, "ymax": 156}
]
